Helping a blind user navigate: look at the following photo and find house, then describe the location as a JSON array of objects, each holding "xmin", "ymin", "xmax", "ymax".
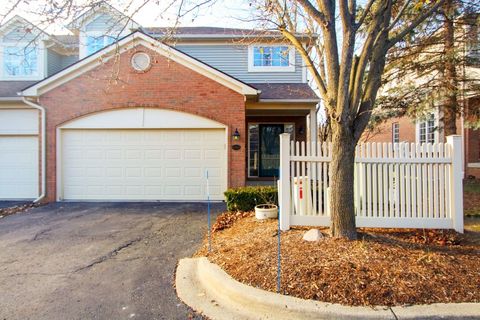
[
  {"xmin": 0, "ymin": 4, "xmax": 319, "ymax": 202},
  {"xmin": 362, "ymin": 14, "xmax": 480, "ymax": 179}
]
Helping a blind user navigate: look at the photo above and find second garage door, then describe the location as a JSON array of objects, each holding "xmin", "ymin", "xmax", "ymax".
[{"xmin": 61, "ymin": 129, "xmax": 226, "ymax": 201}]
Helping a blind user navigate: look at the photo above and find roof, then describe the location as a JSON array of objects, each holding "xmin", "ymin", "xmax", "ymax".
[
  {"xmin": 251, "ymin": 83, "xmax": 319, "ymax": 102},
  {"xmin": 0, "ymin": 81, "xmax": 37, "ymax": 98},
  {"xmin": 143, "ymin": 26, "xmax": 314, "ymax": 41},
  {"xmin": 66, "ymin": 3, "xmax": 140, "ymax": 31}
]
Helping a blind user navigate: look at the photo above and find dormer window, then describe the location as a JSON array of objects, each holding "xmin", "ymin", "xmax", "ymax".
[
  {"xmin": 3, "ymin": 45, "xmax": 38, "ymax": 77},
  {"xmin": 248, "ymin": 45, "xmax": 295, "ymax": 72},
  {"xmin": 86, "ymin": 35, "xmax": 115, "ymax": 55}
]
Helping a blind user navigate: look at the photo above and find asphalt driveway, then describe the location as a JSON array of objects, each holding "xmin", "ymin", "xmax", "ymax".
[{"xmin": 0, "ymin": 202, "xmax": 223, "ymax": 320}]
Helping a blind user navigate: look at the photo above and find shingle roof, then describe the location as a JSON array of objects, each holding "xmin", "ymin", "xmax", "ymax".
[
  {"xmin": 143, "ymin": 27, "xmax": 281, "ymax": 36},
  {"xmin": 0, "ymin": 81, "xmax": 37, "ymax": 97},
  {"xmin": 142, "ymin": 27, "xmax": 314, "ymax": 41},
  {"xmin": 250, "ymin": 83, "xmax": 319, "ymax": 101}
]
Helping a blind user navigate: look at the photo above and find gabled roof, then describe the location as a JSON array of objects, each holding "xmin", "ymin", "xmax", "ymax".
[
  {"xmin": 0, "ymin": 15, "xmax": 49, "ymax": 39},
  {"xmin": 21, "ymin": 31, "xmax": 259, "ymax": 97},
  {"xmin": 66, "ymin": 3, "xmax": 140, "ymax": 32}
]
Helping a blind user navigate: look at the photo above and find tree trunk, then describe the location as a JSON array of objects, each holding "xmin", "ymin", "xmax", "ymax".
[
  {"xmin": 442, "ymin": 0, "xmax": 458, "ymax": 137},
  {"xmin": 329, "ymin": 122, "xmax": 357, "ymax": 239}
]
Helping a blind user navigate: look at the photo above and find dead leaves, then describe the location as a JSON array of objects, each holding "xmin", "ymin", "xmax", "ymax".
[{"xmin": 195, "ymin": 213, "xmax": 480, "ymax": 307}]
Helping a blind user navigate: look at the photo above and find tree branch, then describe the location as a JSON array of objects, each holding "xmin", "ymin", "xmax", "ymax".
[{"xmin": 388, "ymin": 0, "xmax": 445, "ymax": 47}]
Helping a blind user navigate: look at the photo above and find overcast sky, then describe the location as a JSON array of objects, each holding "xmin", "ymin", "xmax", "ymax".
[{"xmin": 2, "ymin": 0, "xmax": 256, "ymax": 34}]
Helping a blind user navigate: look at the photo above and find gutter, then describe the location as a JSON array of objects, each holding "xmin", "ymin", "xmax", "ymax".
[
  {"xmin": 21, "ymin": 97, "xmax": 46, "ymax": 203},
  {"xmin": 0, "ymin": 97, "xmax": 24, "ymax": 102}
]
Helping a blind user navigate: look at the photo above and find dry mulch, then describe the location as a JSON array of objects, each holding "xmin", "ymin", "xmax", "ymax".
[
  {"xmin": 195, "ymin": 211, "xmax": 480, "ymax": 307},
  {"xmin": 0, "ymin": 203, "xmax": 40, "ymax": 219}
]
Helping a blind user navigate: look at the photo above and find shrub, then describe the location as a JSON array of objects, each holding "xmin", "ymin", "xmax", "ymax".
[{"xmin": 224, "ymin": 186, "xmax": 278, "ymax": 212}]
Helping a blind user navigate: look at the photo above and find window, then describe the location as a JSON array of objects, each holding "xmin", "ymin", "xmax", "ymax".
[
  {"xmin": 86, "ymin": 35, "xmax": 115, "ymax": 55},
  {"xmin": 418, "ymin": 113, "xmax": 436, "ymax": 144},
  {"xmin": 248, "ymin": 123, "xmax": 295, "ymax": 178},
  {"xmin": 248, "ymin": 45, "xmax": 295, "ymax": 72},
  {"xmin": 392, "ymin": 122, "xmax": 400, "ymax": 143},
  {"xmin": 3, "ymin": 45, "xmax": 37, "ymax": 77}
]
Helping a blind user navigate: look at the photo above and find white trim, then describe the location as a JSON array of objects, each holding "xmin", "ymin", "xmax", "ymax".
[
  {"xmin": 468, "ymin": 162, "xmax": 480, "ymax": 168},
  {"xmin": 247, "ymin": 45, "xmax": 295, "ymax": 73},
  {"xmin": 415, "ymin": 111, "xmax": 439, "ymax": 144},
  {"xmin": 60, "ymin": 108, "xmax": 226, "ymax": 129},
  {"xmin": 22, "ymin": 32, "xmax": 259, "ymax": 97}
]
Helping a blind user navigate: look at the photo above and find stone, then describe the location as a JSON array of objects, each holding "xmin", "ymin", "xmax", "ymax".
[{"xmin": 302, "ymin": 229, "xmax": 324, "ymax": 242}]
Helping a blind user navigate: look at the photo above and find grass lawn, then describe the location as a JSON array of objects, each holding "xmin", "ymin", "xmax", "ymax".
[{"xmin": 464, "ymin": 179, "xmax": 480, "ymax": 217}]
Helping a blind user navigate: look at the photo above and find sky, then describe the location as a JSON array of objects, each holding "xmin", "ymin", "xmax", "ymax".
[{"xmin": 2, "ymin": 0, "xmax": 257, "ymax": 34}]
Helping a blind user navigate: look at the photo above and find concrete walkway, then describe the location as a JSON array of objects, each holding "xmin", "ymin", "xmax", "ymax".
[{"xmin": 176, "ymin": 257, "xmax": 480, "ymax": 320}]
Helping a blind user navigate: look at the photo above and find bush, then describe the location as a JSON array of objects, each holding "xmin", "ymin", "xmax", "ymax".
[{"xmin": 224, "ymin": 186, "xmax": 278, "ymax": 212}]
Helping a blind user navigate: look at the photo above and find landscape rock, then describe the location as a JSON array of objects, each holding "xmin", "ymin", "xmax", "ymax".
[{"xmin": 302, "ymin": 229, "xmax": 324, "ymax": 242}]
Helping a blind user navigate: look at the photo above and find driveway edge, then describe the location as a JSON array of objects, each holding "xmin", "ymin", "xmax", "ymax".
[{"xmin": 175, "ymin": 257, "xmax": 480, "ymax": 320}]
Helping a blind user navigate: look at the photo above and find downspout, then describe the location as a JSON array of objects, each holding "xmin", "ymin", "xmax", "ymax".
[{"xmin": 22, "ymin": 97, "xmax": 46, "ymax": 203}]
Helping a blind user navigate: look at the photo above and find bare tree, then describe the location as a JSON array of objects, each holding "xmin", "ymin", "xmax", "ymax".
[{"xmin": 249, "ymin": 0, "xmax": 445, "ymax": 239}]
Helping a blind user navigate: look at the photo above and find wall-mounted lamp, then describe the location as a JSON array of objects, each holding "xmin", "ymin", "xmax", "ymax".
[{"xmin": 232, "ymin": 128, "xmax": 240, "ymax": 141}]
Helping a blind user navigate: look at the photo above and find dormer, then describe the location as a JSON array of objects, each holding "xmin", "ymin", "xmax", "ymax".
[
  {"xmin": 67, "ymin": 3, "xmax": 140, "ymax": 59},
  {"xmin": 0, "ymin": 15, "xmax": 48, "ymax": 80}
]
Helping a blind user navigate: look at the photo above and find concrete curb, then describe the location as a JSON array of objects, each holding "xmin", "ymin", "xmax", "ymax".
[{"xmin": 176, "ymin": 257, "xmax": 480, "ymax": 320}]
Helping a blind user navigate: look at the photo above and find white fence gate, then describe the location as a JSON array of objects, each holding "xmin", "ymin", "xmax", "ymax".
[{"xmin": 278, "ymin": 134, "xmax": 464, "ymax": 232}]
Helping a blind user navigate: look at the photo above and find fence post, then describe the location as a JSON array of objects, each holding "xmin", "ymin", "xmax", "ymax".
[
  {"xmin": 447, "ymin": 135, "xmax": 464, "ymax": 233},
  {"xmin": 279, "ymin": 133, "xmax": 291, "ymax": 231}
]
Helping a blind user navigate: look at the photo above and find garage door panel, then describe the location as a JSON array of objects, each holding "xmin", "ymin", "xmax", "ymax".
[
  {"xmin": 0, "ymin": 136, "xmax": 38, "ymax": 199},
  {"xmin": 61, "ymin": 129, "xmax": 226, "ymax": 201}
]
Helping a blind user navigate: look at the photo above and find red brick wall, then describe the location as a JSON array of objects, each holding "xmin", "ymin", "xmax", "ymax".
[
  {"xmin": 362, "ymin": 117, "xmax": 417, "ymax": 143},
  {"xmin": 39, "ymin": 45, "xmax": 246, "ymax": 202}
]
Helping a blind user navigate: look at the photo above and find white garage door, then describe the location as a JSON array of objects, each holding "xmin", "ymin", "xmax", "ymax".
[
  {"xmin": 0, "ymin": 136, "xmax": 39, "ymax": 199},
  {"xmin": 0, "ymin": 108, "xmax": 39, "ymax": 200},
  {"xmin": 61, "ymin": 129, "xmax": 226, "ymax": 201}
]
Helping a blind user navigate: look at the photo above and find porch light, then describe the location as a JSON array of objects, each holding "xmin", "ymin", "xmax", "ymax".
[{"xmin": 233, "ymin": 128, "xmax": 241, "ymax": 141}]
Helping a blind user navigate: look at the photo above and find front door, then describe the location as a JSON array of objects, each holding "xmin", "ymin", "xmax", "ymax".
[{"xmin": 259, "ymin": 124, "xmax": 284, "ymax": 177}]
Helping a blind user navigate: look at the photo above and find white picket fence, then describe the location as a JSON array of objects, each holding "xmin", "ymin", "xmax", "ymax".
[{"xmin": 278, "ymin": 134, "xmax": 464, "ymax": 232}]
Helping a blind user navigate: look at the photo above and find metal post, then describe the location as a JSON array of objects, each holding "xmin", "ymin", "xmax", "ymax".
[{"xmin": 206, "ymin": 170, "xmax": 212, "ymax": 252}]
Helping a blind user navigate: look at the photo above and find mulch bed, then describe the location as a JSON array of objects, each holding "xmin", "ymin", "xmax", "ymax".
[
  {"xmin": 0, "ymin": 203, "xmax": 40, "ymax": 219},
  {"xmin": 195, "ymin": 211, "xmax": 480, "ymax": 307}
]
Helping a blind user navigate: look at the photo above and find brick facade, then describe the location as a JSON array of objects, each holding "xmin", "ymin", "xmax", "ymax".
[
  {"xmin": 363, "ymin": 97, "xmax": 480, "ymax": 178},
  {"xmin": 38, "ymin": 45, "xmax": 246, "ymax": 201}
]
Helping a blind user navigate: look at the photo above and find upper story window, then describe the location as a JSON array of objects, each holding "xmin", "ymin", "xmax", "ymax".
[
  {"xmin": 418, "ymin": 113, "xmax": 436, "ymax": 144},
  {"xmin": 248, "ymin": 45, "xmax": 295, "ymax": 72},
  {"xmin": 3, "ymin": 45, "xmax": 38, "ymax": 77},
  {"xmin": 86, "ymin": 35, "xmax": 115, "ymax": 55}
]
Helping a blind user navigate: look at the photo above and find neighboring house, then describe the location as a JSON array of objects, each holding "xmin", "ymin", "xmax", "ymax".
[
  {"xmin": 0, "ymin": 4, "xmax": 319, "ymax": 202},
  {"xmin": 363, "ymin": 15, "xmax": 480, "ymax": 179}
]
